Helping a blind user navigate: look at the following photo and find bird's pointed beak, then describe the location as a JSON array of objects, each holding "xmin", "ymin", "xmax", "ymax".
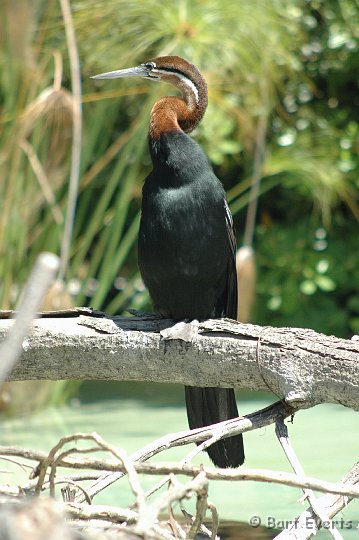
[{"xmin": 90, "ymin": 65, "xmax": 149, "ymax": 80}]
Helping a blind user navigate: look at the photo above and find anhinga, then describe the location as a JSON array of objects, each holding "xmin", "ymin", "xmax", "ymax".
[{"xmin": 92, "ymin": 56, "xmax": 244, "ymax": 468}]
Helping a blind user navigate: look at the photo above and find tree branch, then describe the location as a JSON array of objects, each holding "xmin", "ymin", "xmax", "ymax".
[
  {"xmin": 0, "ymin": 311, "xmax": 358, "ymax": 412},
  {"xmin": 1, "ymin": 429, "xmax": 358, "ymax": 539},
  {"xmin": 275, "ymin": 419, "xmax": 342, "ymax": 540},
  {"xmin": 274, "ymin": 462, "xmax": 359, "ymax": 539}
]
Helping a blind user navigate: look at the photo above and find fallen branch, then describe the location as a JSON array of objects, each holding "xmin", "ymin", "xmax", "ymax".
[
  {"xmin": 1, "ymin": 429, "xmax": 358, "ymax": 540},
  {"xmin": 0, "ymin": 312, "xmax": 358, "ymax": 413},
  {"xmin": 275, "ymin": 419, "xmax": 342, "ymax": 540},
  {"xmin": 2, "ymin": 461, "xmax": 359, "ymax": 501},
  {"xmin": 76, "ymin": 400, "xmax": 296, "ymax": 500},
  {"xmin": 275, "ymin": 462, "xmax": 359, "ymax": 539},
  {"xmin": 1, "ymin": 431, "xmax": 359, "ymax": 500}
]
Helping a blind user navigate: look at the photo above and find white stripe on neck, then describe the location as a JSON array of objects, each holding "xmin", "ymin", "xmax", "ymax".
[{"xmin": 155, "ymin": 69, "xmax": 199, "ymax": 106}]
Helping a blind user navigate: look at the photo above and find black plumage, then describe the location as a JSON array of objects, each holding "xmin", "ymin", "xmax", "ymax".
[
  {"xmin": 141, "ymin": 130, "xmax": 244, "ymax": 468},
  {"xmin": 92, "ymin": 56, "xmax": 244, "ymax": 467}
]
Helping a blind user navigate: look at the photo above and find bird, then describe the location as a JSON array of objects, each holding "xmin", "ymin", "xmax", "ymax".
[{"xmin": 92, "ymin": 56, "xmax": 245, "ymax": 468}]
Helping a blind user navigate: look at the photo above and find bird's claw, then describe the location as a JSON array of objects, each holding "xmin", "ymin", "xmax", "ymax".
[{"xmin": 160, "ymin": 319, "xmax": 199, "ymax": 342}]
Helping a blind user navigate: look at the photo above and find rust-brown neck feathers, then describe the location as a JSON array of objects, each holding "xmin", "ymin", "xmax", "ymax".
[{"xmin": 147, "ymin": 56, "xmax": 208, "ymax": 140}]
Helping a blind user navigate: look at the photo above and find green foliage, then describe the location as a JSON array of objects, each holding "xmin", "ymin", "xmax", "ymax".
[
  {"xmin": 0, "ymin": 0, "xmax": 358, "ymax": 339},
  {"xmin": 255, "ymin": 215, "xmax": 359, "ymax": 337}
]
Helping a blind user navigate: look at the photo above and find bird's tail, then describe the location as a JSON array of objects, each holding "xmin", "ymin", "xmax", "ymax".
[{"xmin": 185, "ymin": 386, "xmax": 245, "ymax": 468}]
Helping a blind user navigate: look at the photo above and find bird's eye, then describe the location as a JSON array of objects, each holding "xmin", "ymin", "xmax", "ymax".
[{"xmin": 143, "ymin": 62, "xmax": 156, "ymax": 71}]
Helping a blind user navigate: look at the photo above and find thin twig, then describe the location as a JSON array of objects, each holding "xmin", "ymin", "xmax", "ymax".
[
  {"xmin": 41, "ymin": 472, "xmax": 103, "ymax": 491},
  {"xmin": 0, "ymin": 456, "xmax": 33, "ymax": 472},
  {"xmin": 274, "ymin": 461, "xmax": 359, "ymax": 539},
  {"xmin": 90, "ymin": 433, "xmax": 146, "ymax": 517},
  {"xmin": 275, "ymin": 419, "xmax": 343, "ymax": 540},
  {"xmin": 55, "ymin": 479, "xmax": 92, "ymax": 504},
  {"xmin": 187, "ymin": 472, "xmax": 208, "ymax": 538},
  {"xmin": 19, "ymin": 462, "xmax": 359, "ymax": 499},
  {"xmin": 48, "ymin": 446, "xmax": 101, "ymax": 497},
  {"xmin": 58, "ymin": 0, "xmax": 82, "ymax": 281},
  {"xmin": 181, "ymin": 428, "xmax": 226, "ymax": 465},
  {"xmin": 207, "ymin": 501, "xmax": 220, "ymax": 540},
  {"xmin": 2, "ymin": 442, "xmax": 358, "ymax": 499},
  {"xmin": 130, "ymin": 476, "xmax": 170, "ymax": 508},
  {"xmin": 182, "ymin": 506, "xmax": 220, "ymax": 540},
  {"xmin": 34, "ymin": 433, "xmax": 103, "ymax": 495},
  {"xmin": 168, "ymin": 474, "xmax": 186, "ymax": 539},
  {"xmin": 0, "ymin": 252, "xmax": 59, "ymax": 383},
  {"xmin": 136, "ymin": 471, "xmax": 208, "ymax": 534},
  {"xmin": 35, "ymin": 431, "xmax": 146, "ymax": 515},
  {"xmin": 80, "ymin": 400, "xmax": 295, "ymax": 501},
  {"xmin": 65, "ymin": 503, "xmax": 138, "ymax": 524}
]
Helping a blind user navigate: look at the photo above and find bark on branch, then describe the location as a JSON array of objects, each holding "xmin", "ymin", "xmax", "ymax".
[{"xmin": 0, "ymin": 309, "xmax": 358, "ymax": 412}]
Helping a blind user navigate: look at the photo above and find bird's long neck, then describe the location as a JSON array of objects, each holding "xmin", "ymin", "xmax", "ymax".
[{"xmin": 149, "ymin": 68, "xmax": 208, "ymax": 140}]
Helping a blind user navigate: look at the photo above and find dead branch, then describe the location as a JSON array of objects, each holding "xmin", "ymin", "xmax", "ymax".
[
  {"xmin": 66, "ymin": 503, "xmax": 138, "ymax": 524},
  {"xmin": 76, "ymin": 400, "xmax": 296, "ymax": 500},
  {"xmin": 275, "ymin": 462, "xmax": 359, "ymax": 539},
  {"xmin": 1, "ymin": 428, "xmax": 358, "ymax": 540},
  {"xmin": 1, "ymin": 433, "xmax": 359, "ymax": 500},
  {"xmin": 275, "ymin": 419, "xmax": 342, "ymax": 540},
  {"xmin": 0, "ymin": 311, "xmax": 357, "ymax": 414}
]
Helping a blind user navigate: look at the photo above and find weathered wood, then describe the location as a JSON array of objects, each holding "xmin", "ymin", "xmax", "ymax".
[{"xmin": 0, "ymin": 311, "xmax": 358, "ymax": 411}]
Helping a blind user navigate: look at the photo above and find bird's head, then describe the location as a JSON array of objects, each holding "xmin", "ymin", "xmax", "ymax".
[{"xmin": 91, "ymin": 55, "xmax": 207, "ymax": 113}]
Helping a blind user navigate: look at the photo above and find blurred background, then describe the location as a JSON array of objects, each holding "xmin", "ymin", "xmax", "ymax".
[{"xmin": 0, "ymin": 0, "xmax": 358, "ymax": 535}]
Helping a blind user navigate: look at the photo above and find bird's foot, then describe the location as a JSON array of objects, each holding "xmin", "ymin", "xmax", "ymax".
[{"xmin": 160, "ymin": 319, "xmax": 199, "ymax": 342}]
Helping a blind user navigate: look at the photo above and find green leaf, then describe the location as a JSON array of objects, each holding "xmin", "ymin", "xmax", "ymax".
[
  {"xmin": 300, "ymin": 280, "xmax": 317, "ymax": 295},
  {"xmin": 315, "ymin": 275, "xmax": 336, "ymax": 292}
]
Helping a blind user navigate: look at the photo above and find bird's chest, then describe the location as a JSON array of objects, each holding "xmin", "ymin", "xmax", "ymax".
[
  {"xmin": 147, "ymin": 187, "xmax": 209, "ymax": 238},
  {"xmin": 139, "ymin": 184, "xmax": 227, "ymax": 278}
]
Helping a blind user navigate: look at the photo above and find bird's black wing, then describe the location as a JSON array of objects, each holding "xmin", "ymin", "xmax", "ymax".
[
  {"xmin": 186, "ymin": 199, "xmax": 244, "ymax": 467},
  {"xmin": 185, "ymin": 198, "xmax": 244, "ymax": 467},
  {"xmin": 223, "ymin": 199, "xmax": 238, "ymax": 320}
]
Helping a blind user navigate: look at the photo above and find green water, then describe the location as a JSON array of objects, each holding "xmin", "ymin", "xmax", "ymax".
[{"xmin": 1, "ymin": 383, "xmax": 358, "ymax": 539}]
